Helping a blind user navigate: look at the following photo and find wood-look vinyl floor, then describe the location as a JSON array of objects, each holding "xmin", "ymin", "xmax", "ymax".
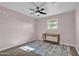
[{"xmin": 0, "ymin": 40, "xmax": 78, "ymax": 56}]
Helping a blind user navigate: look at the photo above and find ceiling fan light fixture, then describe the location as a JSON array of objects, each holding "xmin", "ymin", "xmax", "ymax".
[
  {"xmin": 29, "ymin": 2, "xmax": 47, "ymax": 16},
  {"xmin": 36, "ymin": 13, "xmax": 40, "ymax": 16}
]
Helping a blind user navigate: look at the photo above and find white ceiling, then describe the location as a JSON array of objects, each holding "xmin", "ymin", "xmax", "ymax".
[{"xmin": 0, "ymin": 2, "xmax": 78, "ymax": 19}]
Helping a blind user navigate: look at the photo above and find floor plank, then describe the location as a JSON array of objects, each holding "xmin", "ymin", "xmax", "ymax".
[{"xmin": 70, "ymin": 46, "xmax": 78, "ymax": 56}]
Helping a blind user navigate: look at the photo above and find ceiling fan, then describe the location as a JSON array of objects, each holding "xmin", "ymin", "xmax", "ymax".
[{"xmin": 29, "ymin": 2, "xmax": 47, "ymax": 16}]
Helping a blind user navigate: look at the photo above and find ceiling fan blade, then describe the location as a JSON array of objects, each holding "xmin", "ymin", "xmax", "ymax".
[
  {"xmin": 30, "ymin": 12, "xmax": 36, "ymax": 14},
  {"xmin": 39, "ymin": 8, "xmax": 44, "ymax": 11},
  {"xmin": 39, "ymin": 11, "xmax": 47, "ymax": 14},
  {"xmin": 30, "ymin": 9, "xmax": 36, "ymax": 11}
]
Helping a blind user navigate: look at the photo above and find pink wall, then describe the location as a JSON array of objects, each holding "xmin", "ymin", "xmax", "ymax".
[
  {"xmin": 37, "ymin": 11, "xmax": 75, "ymax": 46},
  {"xmin": 75, "ymin": 8, "xmax": 79, "ymax": 54},
  {"xmin": 0, "ymin": 6, "xmax": 36, "ymax": 51}
]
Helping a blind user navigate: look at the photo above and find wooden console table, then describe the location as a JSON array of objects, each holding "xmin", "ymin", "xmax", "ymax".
[{"xmin": 42, "ymin": 33, "xmax": 60, "ymax": 45}]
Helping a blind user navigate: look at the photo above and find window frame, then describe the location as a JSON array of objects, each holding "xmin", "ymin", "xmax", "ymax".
[{"xmin": 47, "ymin": 18, "xmax": 58, "ymax": 29}]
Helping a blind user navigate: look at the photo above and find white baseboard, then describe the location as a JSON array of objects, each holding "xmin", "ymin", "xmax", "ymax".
[
  {"xmin": 60, "ymin": 43, "xmax": 75, "ymax": 47},
  {"xmin": 0, "ymin": 39, "xmax": 36, "ymax": 51}
]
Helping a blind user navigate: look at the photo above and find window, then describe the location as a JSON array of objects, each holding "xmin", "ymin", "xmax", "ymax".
[{"xmin": 47, "ymin": 19, "xmax": 58, "ymax": 29}]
